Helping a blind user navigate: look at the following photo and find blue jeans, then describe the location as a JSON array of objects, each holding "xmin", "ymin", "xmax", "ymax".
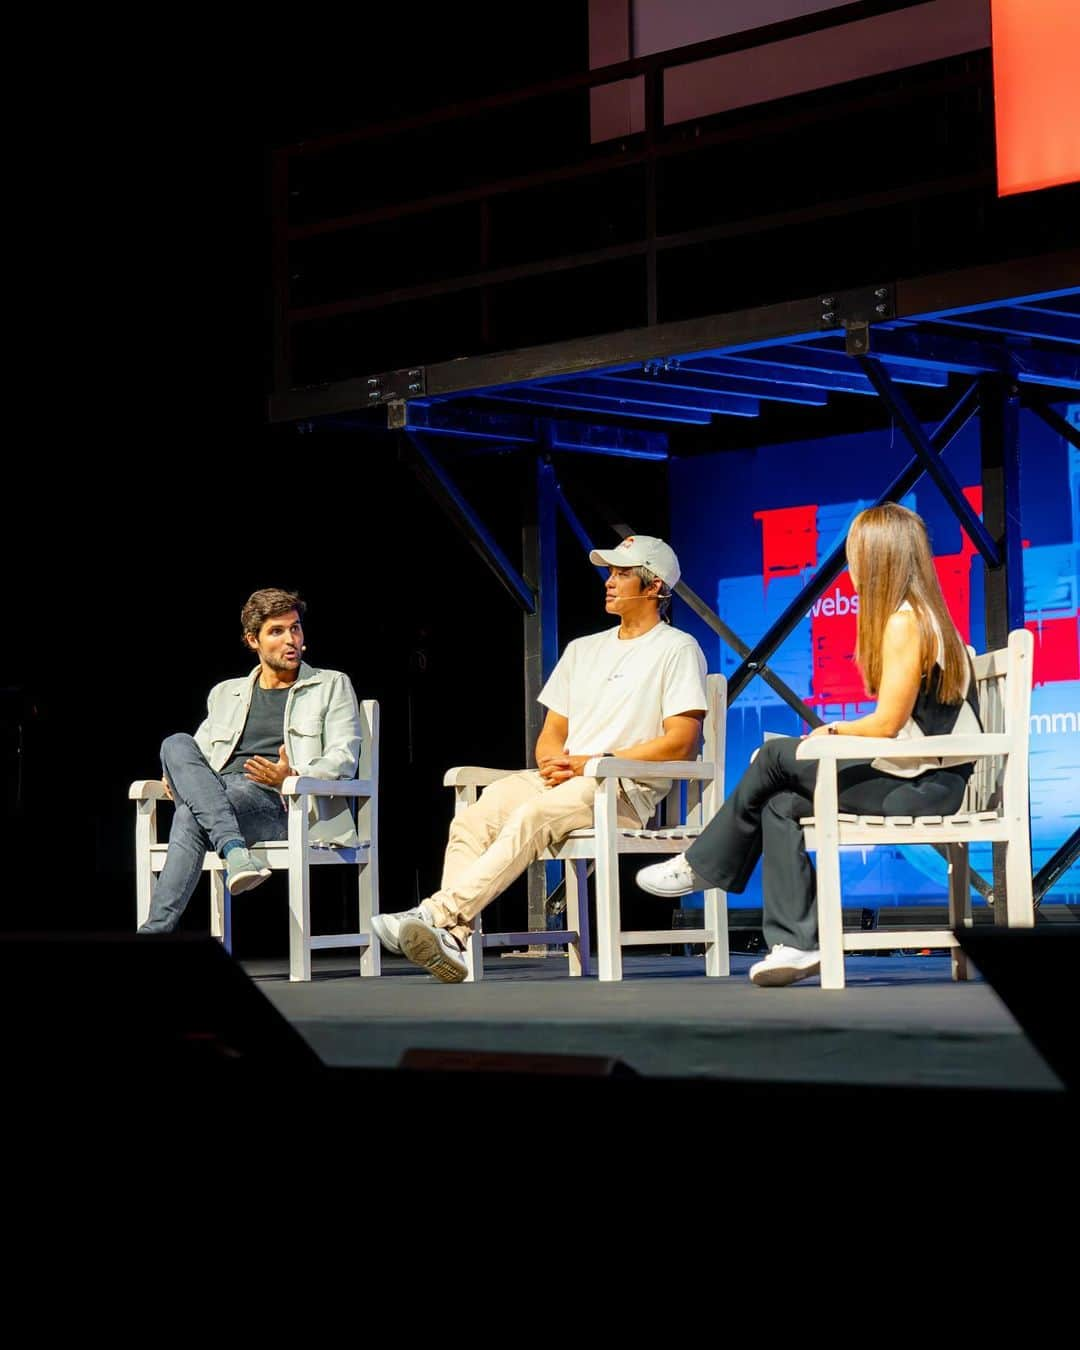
[{"xmin": 139, "ymin": 733, "xmax": 288, "ymax": 933}]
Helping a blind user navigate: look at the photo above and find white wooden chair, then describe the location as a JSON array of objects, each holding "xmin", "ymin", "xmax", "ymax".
[
  {"xmin": 444, "ymin": 673, "xmax": 728, "ymax": 983},
  {"xmin": 796, "ymin": 629, "xmax": 1034, "ymax": 989},
  {"xmin": 130, "ymin": 699, "xmax": 381, "ymax": 982}
]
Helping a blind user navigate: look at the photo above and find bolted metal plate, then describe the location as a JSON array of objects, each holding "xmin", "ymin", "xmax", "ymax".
[
  {"xmin": 818, "ymin": 283, "xmax": 895, "ymax": 355},
  {"xmin": 363, "ymin": 365, "xmax": 426, "ymax": 405}
]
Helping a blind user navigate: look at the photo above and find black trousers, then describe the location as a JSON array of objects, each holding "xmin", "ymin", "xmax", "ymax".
[{"xmin": 684, "ymin": 735, "xmax": 971, "ymax": 951}]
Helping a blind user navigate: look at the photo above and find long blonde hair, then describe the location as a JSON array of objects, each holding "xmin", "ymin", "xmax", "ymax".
[{"xmin": 846, "ymin": 503, "xmax": 969, "ymax": 702}]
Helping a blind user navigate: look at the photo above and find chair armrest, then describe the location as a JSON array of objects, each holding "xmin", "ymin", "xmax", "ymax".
[
  {"xmin": 129, "ymin": 780, "xmax": 168, "ymax": 801},
  {"xmin": 795, "ymin": 733, "xmax": 1012, "ymax": 762},
  {"xmin": 443, "ymin": 767, "xmax": 521, "ymax": 788},
  {"xmin": 585, "ymin": 757, "xmax": 716, "ymax": 780},
  {"xmin": 280, "ymin": 777, "xmax": 374, "ymax": 797}
]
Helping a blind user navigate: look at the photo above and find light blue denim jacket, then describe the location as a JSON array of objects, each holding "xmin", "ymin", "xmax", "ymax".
[{"xmin": 193, "ymin": 663, "xmax": 362, "ymax": 846}]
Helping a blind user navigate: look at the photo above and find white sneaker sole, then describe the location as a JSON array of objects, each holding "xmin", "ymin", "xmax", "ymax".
[
  {"xmin": 226, "ymin": 866, "xmax": 271, "ymax": 896},
  {"xmin": 636, "ymin": 873, "xmax": 697, "ymax": 898},
  {"xmin": 370, "ymin": 912, "xmax": 402, "ymax": 955},
  {"xmin": 750, "ymin": 959, "xmax": 820, "ymax": 988},
  {"xmin": 398, "ymin": 920, "xmax": 468, "ymax": 984}
]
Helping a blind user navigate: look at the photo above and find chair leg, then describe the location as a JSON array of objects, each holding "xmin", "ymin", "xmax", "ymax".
[
  {"xmin": 594, "ymin": 780, "xmax": 622, "ymax": 982},
  {"xmin": 1003, "ymin": 834, "xmax": 1035, "ymax": 929},
  {"xmin": 287, "ymin": 803, "xmax": 312, "ymax": 982},
  {"xmin": 946, "ymin": 842, "xmax": 971, "ymax": 981},
  {"xmin": 565, "ymin": 859, "xmax": 590, "ymax": 977},
  {"xmin": 703, "ymin": 885, "xmax": 729, "ymax": 978},
  {"xmin": 358, "ymin": 855, "xmax": 381, "ymax": 978},
  {"xmin": 134, "ymin": 802, "xmax": 156, "ymax": 930},
  {"xmin": 812, "ymin": 764, "xmax": 845, "ymax": 989},
  {"xmin": 463, "ymin": 917, "xmax": 483, "ymax": 984},
  {"xmin": 210, "ymin": 869, "xmax": 227, "ymax": 949}
]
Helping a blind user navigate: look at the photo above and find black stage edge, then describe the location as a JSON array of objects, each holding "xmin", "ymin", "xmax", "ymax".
[{"xmin": 5, "ymin": 934, "xmax": 1074, "ymax": 1147}]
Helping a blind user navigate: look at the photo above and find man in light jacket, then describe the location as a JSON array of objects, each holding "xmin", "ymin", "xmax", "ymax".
[{"xmin": 137, "ymin": 588, "xmax": 362, "ymax": 933}]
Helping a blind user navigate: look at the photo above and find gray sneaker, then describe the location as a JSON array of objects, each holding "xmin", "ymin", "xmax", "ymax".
[
  {"xmin": 223, "ymin": 848, "xmax": 272, "ymax": 895},
  {"xmin": 371, "ymin": 902, "xmax": 435, "ymax": 955},
  {"xmin": 397, "ymin": 916, "xmax": 469, "ymax": 984}
]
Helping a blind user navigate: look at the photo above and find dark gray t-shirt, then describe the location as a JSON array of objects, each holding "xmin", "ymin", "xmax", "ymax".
[{"xmin": 221, "ymin": 684, "xmax": 289, "ymax": 786}]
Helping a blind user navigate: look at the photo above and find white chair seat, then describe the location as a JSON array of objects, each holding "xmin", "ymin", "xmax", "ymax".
[
  {"xmin": 795, "ymin": 630, "xmax": 1035, "ymax": 989},
  {"xmin": 132, "ymin": 698, "xmax": 381, "ymax": 982}
]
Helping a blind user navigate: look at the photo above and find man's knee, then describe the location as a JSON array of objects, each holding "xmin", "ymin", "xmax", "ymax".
[
  {"xmin": 161, "ymin": 732, "xmax": 199, "ymax": 764},
  {"xmin": 169, "ymin": 802, "xmax": 199, "ymax": 839}
]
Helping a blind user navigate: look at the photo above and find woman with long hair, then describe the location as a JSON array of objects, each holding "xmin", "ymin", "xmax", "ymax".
[{"xmin": 636, "ymin": 502, "xmax": 981, "ymax": 986}]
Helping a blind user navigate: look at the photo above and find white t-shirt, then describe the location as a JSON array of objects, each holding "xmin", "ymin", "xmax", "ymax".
[{"xmin": 538, "ymin": 622, "xmax": 708, "ymax": 823}]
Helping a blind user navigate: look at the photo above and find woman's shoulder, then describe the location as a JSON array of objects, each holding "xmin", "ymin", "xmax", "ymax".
[
  {"xmin": 886, "ymin": 604, "xmax": 918, "ymax": 630},
  {"xmin": 882, "ymin": 605, "xmax": 920, "ymax": 651}
]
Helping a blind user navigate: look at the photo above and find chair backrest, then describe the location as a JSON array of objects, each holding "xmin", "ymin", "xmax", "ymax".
[
  {"xmin": 356, "ymin": 698, "xmax": 379, "ymax": 782},
  {"xmin": 964, "ymin": 628, "xmax": 1034, "ymax": 817},
  {"xmin": 355, "ymin": 698, "xmax": 379, "ymax": 842},
  {"xmin": 658, "ymin": 673, "xmax": 726, "ymax": 828}
]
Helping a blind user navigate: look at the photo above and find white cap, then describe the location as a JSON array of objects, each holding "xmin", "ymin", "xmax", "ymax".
[{"xmin": 589, "ymin": 535, "xmax": 680, "ymax": 589}]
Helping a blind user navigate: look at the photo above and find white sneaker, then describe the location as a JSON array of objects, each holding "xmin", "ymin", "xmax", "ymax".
[
  {"xmin": 749, "ymin": 944, "xmax": 821, "ymax": 987},
  {"xmin": 397, "ymin": 916, "xmax": 469, "ymax": 984},
  {"xmin": 223, "ymin": 847, "xmax": 272, "ymax": 896},
  {"xmin": 635, "ymin": 853, "xmax": 711, "ymax": 898},
  {"xmin": 371, "ymin": 902, "xmax": 435, "ymax": 955}
]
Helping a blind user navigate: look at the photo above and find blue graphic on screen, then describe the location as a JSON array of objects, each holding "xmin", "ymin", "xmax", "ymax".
[{"xmin": 671, "ymin": 405, "xmax": 1079, "ymax": 910}]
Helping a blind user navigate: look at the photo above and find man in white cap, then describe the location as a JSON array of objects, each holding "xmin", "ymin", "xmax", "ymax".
[{"xmin": 372, "ymin": 535, "xmax": 709, "ymax": 982}]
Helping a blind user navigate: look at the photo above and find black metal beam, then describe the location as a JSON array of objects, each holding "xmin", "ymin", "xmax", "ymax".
[
  {"xmin": 856, "ymin": 356, "xmax": 1001, "ymax": 566},
  {"xmin": 1022, "ymin": 396, "xmax": 1080, "ymax": 452},
  {"xmin": 726, "ymin": 381, "xmax": 981, "ymax": 703},
  {"xmin": 268, "ymin": 250, "xmax": 1080, "ymax": 424},
  {"xmin": 1033, "ymin": 827, "xmax": 1080, "ymax": 906},
  {"xmin": 978, "ymin": 375, "xmax": 1025, "ymax": 643},
  {"xmin": 400, "ymin": 431, "xmax": 536, "ymax": 613}
]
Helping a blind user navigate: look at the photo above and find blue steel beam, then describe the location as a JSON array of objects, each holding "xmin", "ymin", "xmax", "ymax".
[
  {"xmin": 587, "ymin": 370, "xmax": 829, "ymax": 406},
  {"xmin": 547, "ymin": 420, "xmax": 669, "ymax": 459},
  {"xmin": 403, "ymin": 402, "xmax": 537, "ymax": 442},
  {"xmin": 719, "ymin": 346, "xmax": 950, "ymax": 387},
  {"xmin": 909, "ymin": 284, "xmax": 1080, "ymax": 321},
  {"xmin": 809, "ymin": 329, "xmax": 1080, "ymax": 388},
  {"xmin": 401, "ymin": 430, "xmax": 536, "ymax": 613},
  {"xmin": 545, "ymin": 471, "xmax": 605, "ymax": 571},
  {"xmin": 678, "ymin": 355, "xmax": 877, "ymax": 395},
  {"xmin": 477, "ymin": 389, "xmax": 720, "ymax": 424},
  {"xmin": 1023, "ymin": 397, "xmax": 1080, "ymax": 452},
  {"xmin": 537, "ymin": 377, "xmax": 762, "ymax": 417},
  {"xmin": 856, "ymin": 356, "xmax": 1001, "ymax": 566},
  {"xmin": 929, "ymin": 308, "xmax": 1080, "ymax": 345},
  {"xmin": 726, "ymin": 380, "xmax": 982, "ymax": 703}
]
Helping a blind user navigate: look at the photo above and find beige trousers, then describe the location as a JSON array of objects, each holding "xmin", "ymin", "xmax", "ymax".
[{"xmin": 426, "ymin": 770, "xmax": 640, "ymax": 945}]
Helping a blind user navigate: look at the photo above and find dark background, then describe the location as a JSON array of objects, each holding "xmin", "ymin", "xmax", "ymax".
[
  {"xmin": 8, "ymin": 5, "xmax": 1074, "ymax": 948},
  {"xmin": 8, "ymin": 5, "xmax": 675, "ymax": 947}
]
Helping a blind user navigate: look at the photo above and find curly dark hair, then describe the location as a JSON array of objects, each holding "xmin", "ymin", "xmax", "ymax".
[{"xmin": 240, "ymin": 588, "xmax": 306, "ymax": 647}]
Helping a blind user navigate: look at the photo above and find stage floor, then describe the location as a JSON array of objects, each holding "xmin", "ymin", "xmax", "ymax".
[{"xmin": 250, "ymin": 950, "xmax": 1064, "ymax": 1092}]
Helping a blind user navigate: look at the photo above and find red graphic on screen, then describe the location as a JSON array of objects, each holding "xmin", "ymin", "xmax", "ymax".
[
  {"xmin": 751, "ymin": 485, "xmax": 1065, "ymax": 711},
  {"xmin": 1027, "ymin": 615, "xmax": 1080, "ymax": 685},
  {"xmin": 809, "ymin": 570, "xmax": 863, "ymax": 705},
  {"xmin": 754, "ymin": 505, "xmax": 817, "ymax": 593}
]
